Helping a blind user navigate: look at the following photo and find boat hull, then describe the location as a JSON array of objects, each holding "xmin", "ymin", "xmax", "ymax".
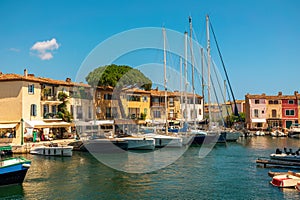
[
  {"xmin": 30, "ymin": 146, "xmax": 73, "ymax": 157},
  {"xmin": 270, "ymin": 154, "xmax": 300, "ymax": 162},
  {"xmin": 122, "ymin": 138, "xmax": 155, "ymax": 150},
  {"xmin": 0, "ymin": 157, "xmax": 31, "ymax": 186},
  {"xmin": 191, "ymin": 132, "xmax": 226, "ymax": 145},
  {"xmin": 84, "ymin": 139, "xmax": 128, "ymax": 154},
  {"xmin": 270, "ymin": 174, "xmax": 300, "ymax": 188},
  {"xmin": 0, "ymin": 167, "xmax": 29, "ymax": 186}
]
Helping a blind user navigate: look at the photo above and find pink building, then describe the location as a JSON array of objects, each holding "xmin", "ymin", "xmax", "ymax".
[{"xmin": 245, "ymin": 94, "xmax": 267, "ymax": 130}]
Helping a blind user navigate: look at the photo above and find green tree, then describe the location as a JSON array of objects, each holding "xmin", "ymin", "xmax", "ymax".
[
  {"xmin": 57, "ymin": 92, "xmax": 72, "ymax": 122},
  {"xmin": 85, "ymin": 64, "xmax": 152, "ymax": 90},
  {"xmin": 86, "ymin": 64, "xmax": 152, "ymax": 118}
]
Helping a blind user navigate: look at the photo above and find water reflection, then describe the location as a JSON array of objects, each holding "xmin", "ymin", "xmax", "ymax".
[{"xmin": 0, "ymin": 185, "xmax": 24, "ymax": 199}]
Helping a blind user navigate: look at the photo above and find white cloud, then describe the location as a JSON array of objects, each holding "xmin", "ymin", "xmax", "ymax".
[{"xmin": 30, "ymin": 38, "xmax": 59, "ymax": 60}]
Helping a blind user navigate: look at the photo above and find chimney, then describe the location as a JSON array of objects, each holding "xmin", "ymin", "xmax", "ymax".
[
  {"xmin": 294, "ymin": 91, "xmax": 298, "ymax": 95},
  {"xmin": 24, "ymin": 69, "xmax": 28, "ymax": 77},
  {"xmin": 278, "ymin": 91, "xmax": 282, "ymax": 96},
  {"xmin": 0, "ymin": 72, "xmax": 2, "ymax": 76},
  {"xmin": 66, "ymin": 78, "xmax": 71, "ymax": 82}
]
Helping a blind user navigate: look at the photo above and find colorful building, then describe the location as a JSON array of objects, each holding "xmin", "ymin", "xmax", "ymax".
[
  {"xmin": 0, "ymin": 70, "xmax": 93, "ymax": 145},
  {"xmin": 245, "ymin": 94, "xmax": 267, "ymax": 130}
]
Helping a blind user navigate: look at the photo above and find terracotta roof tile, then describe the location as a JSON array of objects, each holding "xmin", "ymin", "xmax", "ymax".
[{"xmin": 0, "ymin": 73, "xmax": 90, "ymax": 87}]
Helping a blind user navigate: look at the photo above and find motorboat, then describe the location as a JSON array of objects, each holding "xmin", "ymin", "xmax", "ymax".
[
  {"xmin": 270, "ymin": 130, "xmax": 286, "ymax": 137},
  {"xmin": 270, "ymin": 148, "xmax": 300, "ymax": 162},
  {"xmin": 30, "ymin": 145, "xmax": 73, "ymax": 156},
  {"xmin": 288, "ymin": 123, "xmax": 300, "ymax": 138},
  {"xmin": 270, "ymin": 174, "xmax": 300, "ymax": 188},
  {"xmin": 255, "ymin": 130, "xmax": 265, "ymax": 136},
  {"xmin": 0, "ymin": 157, "xmax": 31, "ymax": 186}
]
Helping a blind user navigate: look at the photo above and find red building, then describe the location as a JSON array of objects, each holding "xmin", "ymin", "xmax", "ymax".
[{"xmin": 281, "ymin": 94, "xmax": 298, "ymax": 129}]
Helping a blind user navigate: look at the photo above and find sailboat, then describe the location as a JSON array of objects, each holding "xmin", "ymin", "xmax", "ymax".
[{"xmin": 181, "ymin": 16, "xmax": 226, "ymax": 145}]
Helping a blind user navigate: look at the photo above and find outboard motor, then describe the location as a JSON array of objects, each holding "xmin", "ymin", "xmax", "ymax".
[
  {"xmin": 284, "ymin": 147, "xmax": 290, "ymax": 155},
  {"xmin": 275, "ymin": 148, "xmax": 282, "ymax": 154}
]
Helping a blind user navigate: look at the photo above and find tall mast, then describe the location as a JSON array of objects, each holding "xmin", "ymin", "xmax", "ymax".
[
  {"xmin": 180, "ymin": 56, "xmax": 183, "ymax": 122},
  {"xmin": 206, "ymin": 15, "xmax": 212, "ymax": 129},
  {"xmin": 184, "ymin": 31, "xmax": 188, "ymax": 124},
  {"xmin": 163, "ymin": 28, "xmax": 168, "ymax": 135},
  {"xmin": 201, "ymin": 48, "xmax": 204, "ymax": 120},
  {"xmin": 189, "ymin": 16, "xmax": 196, "ymax": 127}
]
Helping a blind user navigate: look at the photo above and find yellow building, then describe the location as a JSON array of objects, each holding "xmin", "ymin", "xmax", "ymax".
[{"xmin": 0, "ymin": 70, "xmax": 92, "ymax": 145}]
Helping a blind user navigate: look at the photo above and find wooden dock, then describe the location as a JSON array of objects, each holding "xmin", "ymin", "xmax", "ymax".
[{"xmin": 256, "ymin": 158, "xmax": 300, "ymax": 168}]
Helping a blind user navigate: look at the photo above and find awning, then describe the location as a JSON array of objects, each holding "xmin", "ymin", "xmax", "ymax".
[
  {"xmin": 0, "ymin": 123, "xmax": 17, "ymax": 129},
  {"xmin": 24, "ymin": 120, "xmax": 70, "ymax": 128},
  {"xmin": 92, "ymin": 120, "xmax": 114, "ymax": 125},
  {"xmin": 251, "ymin": 119, "xmax": 266, "ymax": 123}
]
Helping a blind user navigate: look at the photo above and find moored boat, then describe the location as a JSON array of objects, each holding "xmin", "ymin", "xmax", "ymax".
[
  {"xmin": 30, "ymin": 145, "xmax": 73, "ymax": 156},
  {"xmin": 270, "ymin": 130, "xmax": 286, "ymax": 137},
  {"xmin": 224, "ymin": 130, "xmax": 241, "ymax": 142},
  {"xmin": 270, "ymin": 174, "xmax": 300, "ymax": 188},
  {"xmin": 121, "ymin": 137, "xmax": 155, "ymax": 150},
  {"xmin": 83, "ymin": 138, "xmax": 128, "ymax": 154},
  {"xmin": 0, "ymin": 145, "xmax": 13, "ymax": 156},
  {"xmin": 270, "ymin": 148, "xmax": 300, "ymax": 162},
  {"xmin": 288, "ymin": 123, "xmax": 300, "ymax": 138},
  {"xmin": 145, "ymin": 134, "xmax": 183, "ymax": 148},
  {"xmin": 0, "ymin": 157, "xmax": 31, "ymax": 186}
]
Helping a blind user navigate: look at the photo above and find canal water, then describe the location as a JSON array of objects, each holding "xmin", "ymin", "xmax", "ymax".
[{"xmin": 1, "ymin": 137, "xmax": 300, "ymax": 200}]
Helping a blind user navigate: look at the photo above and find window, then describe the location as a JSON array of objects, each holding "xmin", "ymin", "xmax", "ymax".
[
  {"xmin": 199, "ymin": 109, "xmax": 202, "ymax": 115},
  {"xmin": 30, "ymin": 104, "xmax": 37, "ymax": 116},
  {"xmin": 143, "ymin": 96, "xmax": 148, "ymax": 102},
  {"xmin": 43, "ymin": 104, "xmax": 49, "ymax": 117},
  {"xmin": 285, "ymin": 109, "xmax": 295, "ymax": 116},
  {"xmin": 106, "ymin": 107, "xmax": 112, "ymax": 118},
  {"xmin": 104, "ymin": 93, "xmax": 112, "ymax": 100},
  {"xmin": 269, "ymin": 100, "xmax": 273, "ymax": 104},
  {"xmin": 28, "ymin": 84, "xmax": 34, "ymax": 94},
  {"xmin": 144, "ymin": 108, "xmax": 147, "ymax": 115},
  {"xmin": 169, "ymin": 98, "xmax": 174, "ymax": 107},
  {"xmin": 254, "ymin": 109, "xmax": 259, "ymax": 117},
  {"xmin": 255, "ymin": 99, "xmax": 259, "ymax": 104},
  {"xmin": 274, "ymin": 100, "xmax": 279, "ymax": 104},
  {"xmin": 298, "ymin": 100, "xmax": 300, "ymax": 106},
  {"xmin": 262, "ymin": 110, "xmax": 264, "ymax": 114},
  {"xmin": 88, "ymin": 106, "xmax": 92, "ymax": 119},
  {"xmin": 153, "ymin": 110, "xmax": 161, "ymax": 118},
  {"xmin": 272, "ymin": 109, "xmax": 277, "ymax": 118},
  {"xmin": 51, "ymin": 105, "xmax": 57, "ymax": 114},
  {"xmin": 288, "ymin": 100, "xmax": 294, "ymax": 104},
  {"xmin": 76, "ymin": 106, "xmax": 83, "ymax": 119}
]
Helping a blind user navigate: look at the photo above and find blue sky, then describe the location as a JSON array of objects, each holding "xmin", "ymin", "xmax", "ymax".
[{"xmin": 0, "ymin": 0, "xmax": 299, "ymax": 99}]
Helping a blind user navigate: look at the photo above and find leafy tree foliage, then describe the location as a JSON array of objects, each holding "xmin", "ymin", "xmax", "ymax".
[
  {"xmin": 57, "ymin": 92, "xmax": 72, "ymax": 122},
  {"xmin": 85, "ymin": 64, "xmax": 152, "ymax": 90}
]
